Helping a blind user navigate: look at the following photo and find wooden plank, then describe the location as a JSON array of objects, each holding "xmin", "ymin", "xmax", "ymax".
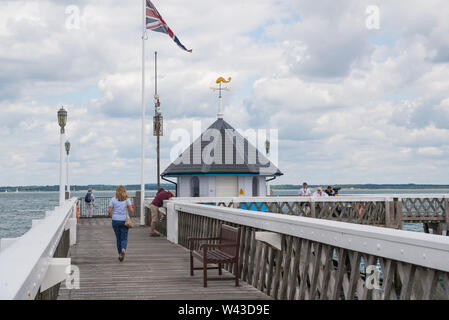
[
  {"xmin": 346, "ymin": 251, "xmax": 361, "ymax": 300},
  {"xmin": 258, "ymin": 245, "xmax": 268, "ymax": 292},
  {"xmin": 445, "ymin": 198, "xmax": 449, "ymax": 224},
  {"xmin": 318, "ymin": 245, "xmax": 333, "ymax": 300},
  {"xmin": 265, "ymin": 247, "xmax": 276, "ymax": 296},
  {"xmin": 287, "ymin": 238, "xmax": 302, "ymax": 300},
  {"xmin": 297, "ymin": 239, "xmax": 312, "ymax": 300},
  {"xmin": 359, "ymin": 255, "xmax": 376, "ymax": 300},
  {"xmin": 385, "ymin": 200, "xmax": 391, "ymax": 227},
  {"xmin": 330, "ymin": 248, "xmax": 346, "ymax": 300},
  {"xmin": 399, "ymin": 264, "xmax": 416, "ymax": 300},
  {"xmin": 279, "ymin": 236, "xmax": 293, "ymax": 300},
  {"xmin": 247, "ymin": 229, "xmax": 258, "ymax": 284},
  {"xmin": 308, "ymin": 242, "xmax": 323, "ymax": 299},
  {"xmin": 252, "ymin": 241, "xmax": 263, "ymax": 288},
  {"xmin": 380, "ymin": 259, "xmax": 396, "ymax": 300},
  {"xmin": 271, "ymin": 237, "xmax": 284, "ymax": 300},
  {"xmin": 58, "ymin": 218, "xmax": 270, "ymax": 300},
  {"xmin": 238, "ymin": 226, "xmax": 247, "ymax": 279},
  {"xmin": 242, "ymin": 227, "xmax": 252, "ymax": 282}
]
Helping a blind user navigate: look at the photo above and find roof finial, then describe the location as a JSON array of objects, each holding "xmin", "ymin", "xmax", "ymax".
[{"xmin": 210, "ymin": 77, "xmax": 231, "ymax": 119}]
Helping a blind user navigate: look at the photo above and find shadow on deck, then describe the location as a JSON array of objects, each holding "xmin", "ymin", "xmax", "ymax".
[{"xmin": 58, "ymin": 218, "xmax": 270, "ymax": 300}]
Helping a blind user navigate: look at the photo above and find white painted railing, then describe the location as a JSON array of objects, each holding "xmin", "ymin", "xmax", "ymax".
[
  {"xmin": 167, "ymin": 200, "xmax": 449, "ymax": 299},
  {"xmin": 149, "ymin": 194, "xmax": 449, "ymax": 204},
  {"xmin": 152, "ymin": 195, "xmax": 449, "ymax": 233},
  {"xmin": 149, "ymin": 196, "xmax": 397, "ymax": 203},
  {"xmin": 169, "ymin": 201, "xmax": 449, "ymax": 272},
  {"xmin": 0, "ymin": 198, "xmax": 78, "ymax": 300}
]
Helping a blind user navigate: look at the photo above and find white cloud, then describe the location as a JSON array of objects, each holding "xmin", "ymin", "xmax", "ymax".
[{"xmin": 1, "ymin": 0, "xmax": 449, "ymax": 186}]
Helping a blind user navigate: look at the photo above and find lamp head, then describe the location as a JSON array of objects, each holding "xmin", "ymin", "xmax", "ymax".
[
  {"xmin": 155, "ymin": 100, "xmax": 161, "ymax": 115},
  {"xmin": 65, "ymin": 140, "xmax": 71, "ymax": 154},
  {"xmin": 57, "ymin": 107, "xmax": 67, "ymax": 133}
]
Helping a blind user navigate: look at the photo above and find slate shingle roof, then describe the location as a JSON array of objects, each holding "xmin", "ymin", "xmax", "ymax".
[{"xmin": 161, "ymin": 119, "xmax": 283, "ymax": 177}]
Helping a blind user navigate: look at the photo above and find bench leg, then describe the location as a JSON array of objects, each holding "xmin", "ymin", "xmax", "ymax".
[
  {"xmin": 218, "ymin": 263, "xmax": 222, "ymax": 275},
  {"xmin": 190, "ymin": 251, "xmax": 194, "ymax": 276},
  {"xmin": 203, "ymin": 260, "xmax": 208, "ymax": 288},
  {"xmin": 235, "ymin": 262, "xmax": 239, "ymax": 287}
]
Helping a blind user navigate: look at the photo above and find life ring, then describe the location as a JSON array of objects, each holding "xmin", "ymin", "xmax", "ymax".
[{"xmin": 357, "ymin": 204, "xmax": 364, "ymax": 216}]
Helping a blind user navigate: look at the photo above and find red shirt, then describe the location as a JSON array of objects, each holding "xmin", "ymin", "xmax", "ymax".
[{"xmin": 151, "ymin": 191, "xmax": 172, "ymax": 207}]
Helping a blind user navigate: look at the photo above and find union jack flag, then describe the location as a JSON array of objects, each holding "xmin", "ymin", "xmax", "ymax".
[{"xmin": 146, "ymin": 0, "xmax": 192, "ymax": 53}]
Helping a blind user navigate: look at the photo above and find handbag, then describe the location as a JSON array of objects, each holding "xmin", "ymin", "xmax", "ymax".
[{"xmin": 124, "ymin": 199, "xmax": 133, "ymax": 228}]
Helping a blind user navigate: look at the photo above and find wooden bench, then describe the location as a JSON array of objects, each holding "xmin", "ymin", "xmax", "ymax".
[{"xmin": 188, "ymin": 224, "xmax": 241, "ymax": 287}]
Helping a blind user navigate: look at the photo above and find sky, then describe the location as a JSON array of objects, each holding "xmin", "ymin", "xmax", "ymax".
[{"xmin": 1, "ymin": 0, "xmax": 449, "ymax": 186}]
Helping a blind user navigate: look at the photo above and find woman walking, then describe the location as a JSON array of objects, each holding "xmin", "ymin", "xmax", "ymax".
[{"xmin": 108, "ymin": 185, "xmax": 133, "ymax": 262}]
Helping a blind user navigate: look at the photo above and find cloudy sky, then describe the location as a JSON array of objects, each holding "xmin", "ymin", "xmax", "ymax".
[{"xmin": 1, "ymin": 0, "xmax": 449, "ymax": 186}]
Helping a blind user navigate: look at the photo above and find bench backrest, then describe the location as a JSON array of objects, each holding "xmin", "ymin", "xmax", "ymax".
[{"xmin": 219, "ymin": 224, "xmax": 241, "ymax": 257}]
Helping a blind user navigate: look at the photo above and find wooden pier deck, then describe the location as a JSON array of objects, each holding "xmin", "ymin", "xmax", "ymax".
[{"xmin": 58, "ymin": 218, "xmax": 270, "ymax": 300}]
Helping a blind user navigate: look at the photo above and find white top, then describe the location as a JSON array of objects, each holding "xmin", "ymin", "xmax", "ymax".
[
  {"xmin": 109, "ymin": 197, "xmax": 132, "ymax": 221},
  {"xmin": 298, "ymin": 188, "xmax": 311, "ymax": 196},
  {"xmin": 313, "ymin": 190, "xmax": 329, "ymax": 197}
]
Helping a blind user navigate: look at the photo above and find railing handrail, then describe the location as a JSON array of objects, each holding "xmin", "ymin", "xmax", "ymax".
[
  {"xmin": 172, "ymin": 201, "xmax": 449, "ymax": 272},
  {"xmin": 156, "ymin": 195, "xmax": 449, "ymax": 204},
  {"xmin": 0, "ymin": 197, "xmax": 78, "ymax": 300},
  {"xmin": 76, "ymin": 196, "xmax": 115, "ymax": 200}
]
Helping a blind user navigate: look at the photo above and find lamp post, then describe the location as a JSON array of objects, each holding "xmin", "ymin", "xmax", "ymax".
[
  {"xmin": 153, "ymin": 51, "xmax": 163, "ymax": 190},
  {"xmin": 65, "ymin": 140, "xmax": 71, "ymax": 199},
  {"xmin": 57, "ymin": 107, "xmax": 67, "ymax": 205}
]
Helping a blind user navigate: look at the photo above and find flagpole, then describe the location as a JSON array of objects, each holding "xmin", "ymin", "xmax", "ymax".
[{"xmin": 140, "ymin": 0, "xmax": 146, "ymax": 226}]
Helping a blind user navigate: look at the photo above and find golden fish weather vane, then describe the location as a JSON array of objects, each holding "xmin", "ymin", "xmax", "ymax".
[
  {"xmin": 216, "ymin": 77, "xmax": 231, "ymax": 84},
  {"xmin": 210, "ymin": 76, "xmax": 231, "ymax": 119}
]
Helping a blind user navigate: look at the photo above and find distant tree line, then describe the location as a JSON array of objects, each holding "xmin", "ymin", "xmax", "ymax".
[
  {"xmin": 2, "ymin": 183, "xmax": 449, "ymax": 193},
  {"xmin": 0, "ymin": 183, "xmax": 174, "ymax": 192}
]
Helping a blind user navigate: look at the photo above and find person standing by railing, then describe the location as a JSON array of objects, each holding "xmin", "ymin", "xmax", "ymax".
[
  {"xmin": 108, "ymin": 185, "xmax": 134, "ymax": 262},
  {"xmin": 324, "ymin": 186, "xmax": 335, "ymax": 197},
  {"xmin": 149, "ymin": 188, "xmax": 174, "ymax": 237},
  {"xmin": 85, "ymin": 188, "xmax": 95, "ymax": 217},
  {"xmin": 313, "ymin": 187, "xmax": 328, "ymax": 216},
  {"xmin": 298, "ymin": 182, "xmax": 312, "ymax": 215}
]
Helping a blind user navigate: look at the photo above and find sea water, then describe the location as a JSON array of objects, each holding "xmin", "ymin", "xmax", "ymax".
[
  {"xmin": 0, "ymin": 190, "xmax": 154, "ymax": 239},
  {"xmin": 0, "ymin": 189, "xmax": 448, "ymax": 239}
]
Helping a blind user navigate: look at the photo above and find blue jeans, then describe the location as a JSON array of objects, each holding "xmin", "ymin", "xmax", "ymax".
[{"xmin": 112, "ymin": 220, "xmax": 128, "ymax": 254}]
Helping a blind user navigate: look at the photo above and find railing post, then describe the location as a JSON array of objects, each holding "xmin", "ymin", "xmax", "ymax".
[
  {"xmin": 444, "ymin": 197, "xmax": 449, "ymax": 223},
  {"xmin": 385, "ymin": 199, "xmax": 392, "ymax": 228},
  {"xmin": 166, "ymin": 202, "xmax": 178, "ymax": 244},
  {"xmin": 310, "ymin": 200, "xmax": 316, "ymax": 218},
  {"xmin": 134, "ymin": 191, "xmax": 142, "ymax": 218},
  {"xmin": 444, "ymin": 197, "xmax": 449, "ymax": 235},
  {"xmin": 394, "ymin": 197, "xmax": 403, "ymax": 230}
]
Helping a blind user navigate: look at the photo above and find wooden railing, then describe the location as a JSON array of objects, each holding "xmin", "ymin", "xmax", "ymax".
[
  {"xmin": 163, "ymin": 196, "xmax": 449, "ymax": 234},
  {"xmin": 165, "ymin": 201, "xmax": 449, "ymax": 300}
]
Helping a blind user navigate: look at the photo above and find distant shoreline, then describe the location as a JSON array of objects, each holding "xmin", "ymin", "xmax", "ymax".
[
  {"xmin": 2, "ymin": 183, "xmax": 449, "ymax": 192},
  {"xmin": 272, "ymin": 184, "xmax": 449, "ymax": 190},
  {"xmin": 0, "ymin": 184, "xmax": 173, "ymax": 193}
]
